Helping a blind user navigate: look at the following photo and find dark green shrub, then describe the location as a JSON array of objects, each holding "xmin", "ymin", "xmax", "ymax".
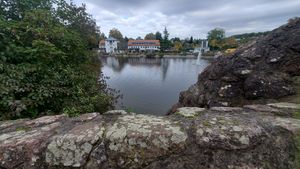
[{"xmin": 0, "ymin": 5, "xmax": 114, "ymax": 120}]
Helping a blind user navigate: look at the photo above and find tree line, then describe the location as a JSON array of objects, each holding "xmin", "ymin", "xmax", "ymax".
[
  {"xmin": 104, "ymin": 26, "xmax": 268, "ymax": 53},
  {"xmin": 0, "ymin": 0, "xmax": 115, "ymax": 120},
  {"xmin": 207, "ymin": 28, "xmax": 269, "ymax": 51},
  {"xmin": 104, "ymin": 27, "xmax": 209, "ymax": 52}
]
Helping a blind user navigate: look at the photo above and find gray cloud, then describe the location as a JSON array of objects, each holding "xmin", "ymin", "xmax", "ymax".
[{"xmin": 74, "ymin": 0, "xmax": 300, "ymax": 38}]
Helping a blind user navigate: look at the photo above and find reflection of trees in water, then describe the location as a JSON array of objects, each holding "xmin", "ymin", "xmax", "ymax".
[
  {"xmin": 127, "ymin": 58, "xmax": 162, "ymax": 66},
  {"xmin": 101, "ymin": 56, "xmax": 170, "ymax": 81},
  {"xmin": 101, "ymin": 57, "xmax": 127, "ymax": 72}
]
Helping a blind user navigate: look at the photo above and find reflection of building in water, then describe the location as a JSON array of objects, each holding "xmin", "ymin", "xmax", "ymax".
[
  {"xmin": 102, "ymin": 57, "xmax": 125, "ymax": 72},
  {"xmin": 126, "ymin": 57, "xmax": 162, "ymax": 66},
  {"xmin": 101, "ymin": 57, "xmax": 170, "ymax": 77}
]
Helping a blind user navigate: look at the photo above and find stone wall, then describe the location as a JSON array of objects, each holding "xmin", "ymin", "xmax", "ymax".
[{"xmin": 0, "ymin": 103, "xmax": 299, "ymax": 169}]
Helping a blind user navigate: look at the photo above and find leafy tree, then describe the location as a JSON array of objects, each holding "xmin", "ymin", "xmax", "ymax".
[
  {"xmin": 182, "ymin": 41, "xmax": 193, "ymax": 52},
  {"xmin": 144, "ymin": 33, "xmax": 156, "ymax": 40},
  {"xmin": 161, "ymin": 27, "xmax": 171, "ymax": 51},
  {"xmin": 0, "ymin": 0, "xmax": 53, "ymax": 20},
  {"xmin": 163, "ymin": 27, "xmax": 169, "ymax": 41},
  {"xmin": 118, "ymin": 36, "xmax": 129, "ymax": 50},
  {"xmin": 0, "ymin": 0, "xmax": 114, "ymax": 120},
  {"xmin": 231, "ymin": 31, "xmax": 269, "ymax": 44},
  {"xmin": 174, "ymin": 41, "xmax": 183, "ymax": 52},
  {"xmin": 109, "ymin": 28, "xmax": 123, "ymax": 40},
  {"xmin": 55, "ymin": 1, "xmax": 100, "ymax": 49},
  {"xmin": 172, "ymin": 37, "xmax": 181, "ymax": 42},
  {"xmin": 223, "ymin": 37, "xmax": 238, "ymax": 49},
  {"xmin": 124, "ymin": 36, "xmax": 129, "ymax": 42},
  {"xmin": 189, "ymin": 36, "xmax": 194, "ymax": 44},
  {"xmin": 99, "ymin": 33, "xmax": 106, "ymax": 40},
  {"xmin": 155, "ymin": 31, "xmax": 162, "ymax": 41},
  {"xmin": 207, "ymin": 28, "xmax": 225, "ymax": 50}
]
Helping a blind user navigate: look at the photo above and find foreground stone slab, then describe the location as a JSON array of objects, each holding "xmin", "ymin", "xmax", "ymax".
[
  {"xmin": 0, "ymin": 106, "xmax": 299, "ymax": 169},
  {"xmin": 0, "ymin": 121, "xmax": 61, "ymax": 168}
]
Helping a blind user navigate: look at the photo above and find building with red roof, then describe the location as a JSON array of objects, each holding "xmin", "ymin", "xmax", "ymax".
[{"xmin": 128, "ymin": 40, "xmax": 160, "ymax": 51}]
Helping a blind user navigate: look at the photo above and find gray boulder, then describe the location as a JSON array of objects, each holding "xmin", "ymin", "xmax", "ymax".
[{"xmin": 170, "ymin": 18, "xmax": 300, "ymax": 112}]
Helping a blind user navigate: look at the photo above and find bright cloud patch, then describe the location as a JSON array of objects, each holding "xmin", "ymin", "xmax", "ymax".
[{"xmin": 73, "ymin": 0, "xmax": 300, "ymax": 38}]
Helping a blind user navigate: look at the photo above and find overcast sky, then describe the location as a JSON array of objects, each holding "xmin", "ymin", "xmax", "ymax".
[{"xmin": 73, "ymin": 0, "xmax": 300, "ymax": 39}]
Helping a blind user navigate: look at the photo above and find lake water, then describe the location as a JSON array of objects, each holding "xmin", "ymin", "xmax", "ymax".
[{"xmin": 100, "ymin": 56, "xmax": 210, "ymax": 115}]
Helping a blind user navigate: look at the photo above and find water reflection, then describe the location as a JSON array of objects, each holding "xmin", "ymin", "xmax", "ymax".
[{"xmin": 100, "ymin": 56, "xmax": 210, "ymax": 115}]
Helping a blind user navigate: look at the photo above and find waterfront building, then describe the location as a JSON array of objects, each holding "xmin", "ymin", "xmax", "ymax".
[
  {"xmin": 99, "ymin": 37, "xmax": 119, "ymax": 53},
  {"xmin": 128, "ymin": 40, "xmax": 160, "ymax": 51}
]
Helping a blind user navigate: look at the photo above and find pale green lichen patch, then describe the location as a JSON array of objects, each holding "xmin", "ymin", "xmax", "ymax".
[
  {"xmin": 238, "ymin": 135, "xmax": 250, "ymax": 145},
  {"xmin": 46, "ymin": 122, "xmax": 105, "ymax": 167},
  {"xmin": 175, "ymin": 107, "xmax": 206, "ymax": 118},
  {"xmin": 293, "ymin": 111, "xmax": 300, "ymax": 119},
  {"xmin": 25, "ymin": 115, "xmax": 66, "ymax": 126},
  {"xmin": 104, "ymin": 110, "xmax": 128, "ymax": 115},
  {"xmin": 262, "ymin": 116, "xmax": 300, "ymax": 168},
  {"xmin": 105, "ymin": 114, "xmax": 187, "ymax": 166},
  {"xmin": 75, "ymin": 113, "xmax": 99, "ymax": 122},
  {"xmin": 195, "ymin": 114, "xmax": 263, "ymax": 148},
  {"xmin": 0, "ymin": 122, "xmax": 61, "ymax": 145},
  {"xmin": 268, "ymin": 102, "xmax": 300, "ymax": 110},
  {"xmin": 210, "ymin": 107, "xmax": 243, "ymax": 112},
  {"xmin": 15, "ymin": 126, "xmax": 31, "ymax": 132},
  {"xmin": 271, "ymin": 117, "xmax": 300, "ymax": 133}
]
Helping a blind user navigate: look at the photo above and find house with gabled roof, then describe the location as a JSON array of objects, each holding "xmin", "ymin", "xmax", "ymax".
[
  {"xmin": 99, "ymin": 37, "xmax": 119, "ymax": 53},
  {"xmin": 128, "ymin": 40, "xmax": 160, "ymax": 51}
]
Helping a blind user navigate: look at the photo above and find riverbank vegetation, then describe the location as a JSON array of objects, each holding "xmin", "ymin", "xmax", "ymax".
[
  {"xmin": 207, "ymin": 28, "xmax": 268, "ymax": 52},
  {"xmin": 0, "ymin": 0, "xmax": 115, "ymax": 120}
]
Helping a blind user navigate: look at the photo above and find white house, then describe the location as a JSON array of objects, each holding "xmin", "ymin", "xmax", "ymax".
[
  {"xmin": 194, "ymin": 39, "xmax": 210, "ymax": 53},
  {"xmin": 102, "ymin": 37, "xmax": 118, "ymax": 53},
  {"xmin": 128, "ymin": 40, "xmax": 160, "ymax": 51}
]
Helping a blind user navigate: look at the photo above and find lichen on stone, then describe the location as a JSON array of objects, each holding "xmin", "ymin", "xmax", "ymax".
[
  {"xmin": 46, "ymin": 122, "xmax": 105, "ymax": 167},
  {"xmin": 175, "ymin": 107, "xmax": 206, "ymax": 118},
  {"xmin": 105, "ymin": 114, "xmax": 188, "ymax": 167}
]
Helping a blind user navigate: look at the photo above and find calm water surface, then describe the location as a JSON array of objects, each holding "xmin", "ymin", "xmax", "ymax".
[{"xmin": 100, "ymin": 56, "xmax": 210, "ymax": 115}]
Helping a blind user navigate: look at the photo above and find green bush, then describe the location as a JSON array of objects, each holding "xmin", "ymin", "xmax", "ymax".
[
  {"xmin": 0, "ymin": 4, "xmax": 114, "ymax": 120},
  {"xmin": 159, "ymin": 53, "xmax": 164, "ymax": 58}
]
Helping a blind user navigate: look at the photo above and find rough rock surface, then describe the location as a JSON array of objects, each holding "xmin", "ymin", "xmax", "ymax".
[
  {"xmin": 170, "ymin": 18, "xmax": 300, "ymax": 112},
  {"xmin": 0, "ymin": 103, "xmax": 300, "ymax": 169}
]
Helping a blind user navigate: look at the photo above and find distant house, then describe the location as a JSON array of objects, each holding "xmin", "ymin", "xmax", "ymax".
[
  {"xmin": 99, "ymin": 37, "xmax": 118, "ymax": 53},
  {"xmin": 105, "ymin": 37, "xmax": 119, "ymax": 53},
  {"xmin": 193, "ymin": 39, "xmax": 210, "ymax": 53},
  {"xmin": 128, "ymin": 40, "xmax": 160, "ymax": 51}
]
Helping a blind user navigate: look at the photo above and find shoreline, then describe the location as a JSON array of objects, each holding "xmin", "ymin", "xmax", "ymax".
[{"xmin": 99, "ymin": 53, "xmax": 216, "ymax": 60}]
